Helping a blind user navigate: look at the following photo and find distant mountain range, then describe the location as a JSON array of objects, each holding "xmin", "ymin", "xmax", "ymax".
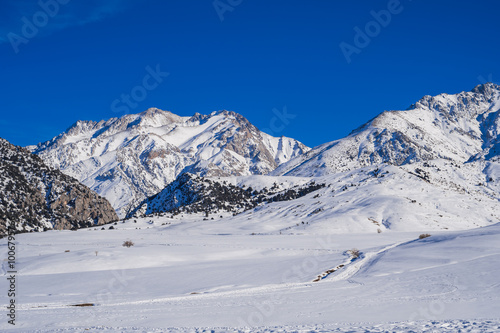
[
  {"xmin": 0, "ymin": 138, "xmax": 117, "ymax": 236},
  {"xmin": 24, "ymin": 83, "xmax": 500, "ymax": 232},
  {"xmin": 31, "ymin": 109, "xmax": 309, "ymax": 217}
]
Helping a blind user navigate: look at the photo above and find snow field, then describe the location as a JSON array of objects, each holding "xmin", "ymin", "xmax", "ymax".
[{"xmin": 1, "ymin": 216, "xmax": 499, "ymax": 332}]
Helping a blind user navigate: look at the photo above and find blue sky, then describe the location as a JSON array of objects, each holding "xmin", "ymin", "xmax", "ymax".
[{"xmin": 1, "ymin": 0, "xmax": 500, "ymax": 148}]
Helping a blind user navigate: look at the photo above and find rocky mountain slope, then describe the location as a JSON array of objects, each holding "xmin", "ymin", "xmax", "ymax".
[
  {"xmin": 0, "ymin": 138, "xmax": 118, "ymax": 236},
  {"xmin": 272, "ymin": 83, "xmax": 500, "ymax": 177},
  {"xmin": 126, "ymin": 158, "xmax": 499, "ymax": 232},
  {"xmin": 126, "ymin": 84, "xmax": 500, "ymax": 232},
  {"xmin": 32, "ymin": 109, "xmax": 309, "ymax": 217},
  {"xmin": 29, "ymin": 84, "xmax": 500, "ymax": 232},
  {"xmin": 128, "ymin": 172, "xmax": 325, "ymax": 218}
]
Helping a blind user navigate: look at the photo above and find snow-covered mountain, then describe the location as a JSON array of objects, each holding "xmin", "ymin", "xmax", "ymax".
[
  {"xmin": 32, "ymin": 109, "xmax": 309, "ymax": 217},
  {"xmin": 128, "ymin": 159, "xmax": 500, "ymax": 232},
  {"xmin": 127, "ymin": 84, "xmax": 500, "ymax": 232},
  {"xmin": 0, "ymin": 138, "xmax": 117, "ymax": 236},
  {"xmin": 7, "ymin": 85, "xmax": 500, "ymax": 332},
  {"xmin": 272, "ymin": 83, "xmax": 500, "ymax": 177}
]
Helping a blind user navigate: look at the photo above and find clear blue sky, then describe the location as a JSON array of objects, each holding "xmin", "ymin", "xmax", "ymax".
[{"xmin": 1, "ymin": 0, "xmax": 500, "ymax": 148}]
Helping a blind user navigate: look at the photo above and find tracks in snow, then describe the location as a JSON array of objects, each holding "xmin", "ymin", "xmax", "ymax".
[
  {"xmin": 16, "ymin": 240, "xmax": 410, "ymax": 312},
  {"xmin": 313, "ymin": 241, "xmax": 407, "ymax": 283}
]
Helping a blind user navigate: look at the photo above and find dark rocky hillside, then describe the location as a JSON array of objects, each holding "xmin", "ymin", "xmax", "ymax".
[
  {"xmin": 0, "ymin": 138, "xmax": 118, "ymax": 236},
  {"xmin": 127, "ymin": 172, "xmax": 325, "ymax": 218}
]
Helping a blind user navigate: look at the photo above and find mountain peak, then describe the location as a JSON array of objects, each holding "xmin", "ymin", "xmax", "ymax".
[
  {"xmin": 406, "ymin": 83, "xmax": 500, "ymax": 120},
  {"xmin": 127, "ymin": 108, "xmax": 186, "ymax": 128},
  {"xmin": 138, "ymin": 107, "xmax": 182, "ymax": 120},
  {"xmin": 274, "ymin": 84, "xmax": 500, "ymax": 177},
  {"xmin": 471, "ymin": 82, "xmax": 500, "ymax": 96},
  {"xmin": 33, "ymin": 108, "xmax": 309, "ymax": 217}
]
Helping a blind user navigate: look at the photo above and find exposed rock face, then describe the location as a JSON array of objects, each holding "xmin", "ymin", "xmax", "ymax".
[
  {"xmin": 272, "ymin": 83, "xmax": 500, "ymax": 177},
  {"xmin": 32, "ymin": 108, "xmax": 309, "ymax": 217},
  {"xmin": 0, "ymin": 138, "xmax": 118, "ymax": 236}
]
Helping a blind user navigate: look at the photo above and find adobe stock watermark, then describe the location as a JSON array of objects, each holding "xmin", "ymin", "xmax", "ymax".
[
  {"xmin": 477, "ymin": 73, "xmax": 499, "ymax": 86},
  {"xmin": 408, "ymin": 275, "xmax": 463, "ymax": 323},
  {"xmin": 74, "ymin": 268, "xmax": 135, "ymax": 321},
  {"xmin": 6, "ymin": 0, "xmax": 71, "ymax": 54},
  {"xmin": 5, "ymin": 222, "xmax": 17, "ymax": 326},
  {"xmin": 408, "ymin": 299, "xmax": 446, "ymax": 322},
  {"xmin": 237, "ymin": 234, "xmax": 340, "ymax": 327},
  {"xmin": 261, "ymin": 106, "xmax": 296, "ymax": 137},
  {"xmin": 213, "ymin": 0, "xmax": 243, "ymax": 21},
  {"xmin": 339, "ymin": 0, "xmax": 410, "ymax": 64},
  {"xmin": 92, "ymin": 269, "xmax": 134, "ymax": 305},
  {"xmin": 111, "ymin": 64, "xmax": 169, "ymax": 115}
]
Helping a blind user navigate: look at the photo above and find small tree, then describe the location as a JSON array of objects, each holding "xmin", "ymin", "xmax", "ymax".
[
  {"xmin": 419, "ymin": 233, "xmax": 431, "ymax": 239},
  {"xmin": 123, "ymin": 240, "xmax": 134, "ymax": 248}
]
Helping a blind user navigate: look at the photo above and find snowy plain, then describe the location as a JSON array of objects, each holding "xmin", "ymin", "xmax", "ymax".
[{"xmin": 1, "ymin": 211, "xmax": 500, "ymax": 332}]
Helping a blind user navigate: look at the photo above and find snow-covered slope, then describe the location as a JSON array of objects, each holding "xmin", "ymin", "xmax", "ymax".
[
  {"xmin": 2, "ymin": 214, "xmax": 499, "ymax": 332},
  {"xmin": 272, "ymin": 83, "xmax": 500, "ymax": 177},
  {"xmin": 129, "ymin": 158, "xmax": 499, "ymax": 233},
  {"xmin": 233, "ymin": 160, "xmax": 500, "ymax": 232},
  {"xmin": 32, "ymin": 109, "xmax": 309, "ymax": 217}
]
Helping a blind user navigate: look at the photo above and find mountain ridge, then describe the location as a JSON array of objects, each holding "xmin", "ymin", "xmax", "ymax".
[
  {"xmin": 125, "ymin": 83, "xmax": 499, "ymax": 232},
  {"xmin": 30, "ymin": 83, "xmax": 500, "ymax": 231},
  {"xmin": 272, "ymin": 83, "xmax": 500, "ymax": 177},
  {"xmin": 32, "ymin": 108, "xmax": 310, "ymax": 217}
]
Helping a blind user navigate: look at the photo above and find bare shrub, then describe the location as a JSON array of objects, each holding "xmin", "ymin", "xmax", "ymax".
[
  {"xmin": 123, "ymin": 240, "xmax": 134, "ymax": 248},
  {"xmin": 419, "ymin": 233, "xmax": 431, "ymax": 239},
  {"xmin": 348, "ymin": 248, "xmax": 360, "ymax": 258}
]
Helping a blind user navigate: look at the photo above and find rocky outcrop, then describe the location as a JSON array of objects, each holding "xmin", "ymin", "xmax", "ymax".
[{"xmin": 0, "ymin": 138, "xmax": 118, "ymax": 236}]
